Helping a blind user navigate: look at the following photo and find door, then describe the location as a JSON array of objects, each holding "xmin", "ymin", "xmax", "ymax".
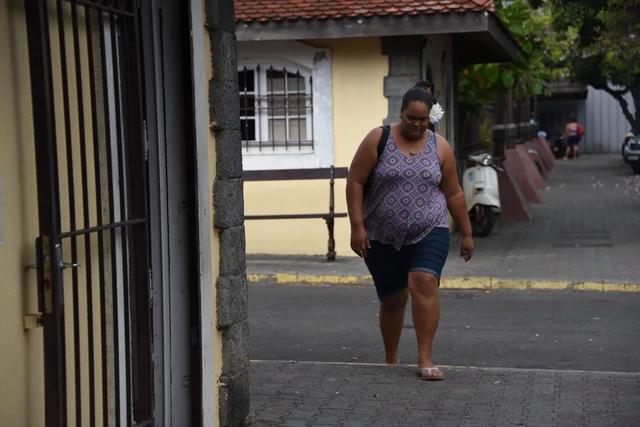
[{"xmin": 25, "ymin": 1, "xmax": 153, "ymax": 425}]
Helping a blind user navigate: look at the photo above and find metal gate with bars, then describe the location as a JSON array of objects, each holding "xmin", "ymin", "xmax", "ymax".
[{"xmin": 25, "ymin": 0, "xmax": 153, "ymax": 425}]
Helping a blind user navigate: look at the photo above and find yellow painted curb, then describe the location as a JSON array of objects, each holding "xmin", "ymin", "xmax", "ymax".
[
  {"xmin": 275, "ymin": 273, "xmax": 373, "ymax": 285},
  {"xmin": 602, "ymin": 283, "xmax": 640, "ymax": 292},
  {"xmin": 247, "ymin": 273, "xmax": 640, "ymax": 292},
  {"xmin": 247, "ymin": 274, "xmax": 271, "ymax": 282},
  {"xmin": 248, "ymin": 273, "xmax": 372, "ymax": 285},
  {"xmin": 441, "ymin": 276, "xmax": 491, "ymax": 289},
  {"xmin": 571, "ymin": 282, "xmax": 605, "ymax": 292}
]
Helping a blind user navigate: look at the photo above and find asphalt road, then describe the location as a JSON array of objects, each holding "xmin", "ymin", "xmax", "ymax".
[{"xmin": 249, "ymin": 284, "xmax": 640, "ymax": 372}]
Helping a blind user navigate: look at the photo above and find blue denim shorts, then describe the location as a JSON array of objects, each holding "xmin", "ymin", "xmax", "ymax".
[
  {"xmin": 567, "ymin": 135, "xmax": 581, "ymax": 146},
  {"xmin": 364, "ymin": 227, "xmax": 450, "ymax": 300}
]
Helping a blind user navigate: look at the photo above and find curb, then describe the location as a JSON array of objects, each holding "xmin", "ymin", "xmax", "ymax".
[
  {"xmin": 250, "ymin": 359, "xmax": 640, "ymax": 376},
  {"xmin": 247, "ymin": 273, "xmax": 640, "ymax": 292}
]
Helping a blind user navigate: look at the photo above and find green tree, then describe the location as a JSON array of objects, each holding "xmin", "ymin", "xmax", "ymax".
[
  {"xmin": 549, "ymin": 0, "xmax": 640, "ymax": 133},
  {"xmin": 457, "ymin": 0, "xmax": 567, "ymax": 119}
]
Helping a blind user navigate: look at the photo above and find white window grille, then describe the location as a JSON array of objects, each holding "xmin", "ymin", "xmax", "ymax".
[{"xmin": 239, "ymin": 65, "xmax": 314, "ymax": 153}]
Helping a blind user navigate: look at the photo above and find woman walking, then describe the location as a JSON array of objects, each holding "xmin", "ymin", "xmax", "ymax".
[
  {"xmin": 563, "ymin": 117, "xmax": 583, "ymax": 159},
  {"xmin": 346, "ymin": 87, "xmax": 473, "ymax": 380}
]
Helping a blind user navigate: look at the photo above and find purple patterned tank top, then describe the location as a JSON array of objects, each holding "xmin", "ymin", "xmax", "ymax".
[{"xmin": 363, "ymin": 129, "xmax": 449, "ymax": 250}]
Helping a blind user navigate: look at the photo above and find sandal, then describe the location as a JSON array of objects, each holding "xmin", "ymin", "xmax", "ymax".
[{"xmin": 418, "ymin": 366, "xmax": 444, "ymax": 381}]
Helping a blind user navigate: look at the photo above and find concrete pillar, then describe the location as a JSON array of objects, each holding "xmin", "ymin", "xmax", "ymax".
[{"xmin": 381, "ymin": 36, "xmax": 424, "ymax": 125}]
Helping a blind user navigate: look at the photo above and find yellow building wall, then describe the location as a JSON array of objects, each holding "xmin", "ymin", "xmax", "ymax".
[
  {"xmin": 0, "ymin": 1, "xmax": 45, "ymax": 426},
  {"xmin": 201, "ymin": 8, "xmax": 224, "ymax": 423},
  {"xmin": 244, "ymin": 37, "xmax": 388, "ymax": 256}
]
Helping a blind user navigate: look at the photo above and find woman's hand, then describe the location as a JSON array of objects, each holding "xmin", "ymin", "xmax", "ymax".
[
  {"xmin": 350, "ymin": 225, "xmax": 371, "ymax": 257},
  {"xmin": 460, "ymin": 235, "xmax": 474, "ymax": 262}
]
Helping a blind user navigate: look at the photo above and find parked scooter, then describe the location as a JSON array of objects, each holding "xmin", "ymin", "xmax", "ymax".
[
  {"xmin": 550, "ymin": 133, "xmax": 566, "ymax": 159},
  {"xmin": 463, "ymin": 153, "xmax": 502, "ymax": 237}
]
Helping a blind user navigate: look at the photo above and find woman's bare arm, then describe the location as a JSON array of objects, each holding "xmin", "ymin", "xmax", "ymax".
[
  {"xmin": 346, "ymin": 127, "xmax": 383, "ymax": 256},
  {"xmin": 437, "ymin": 136, "xmax": 474, "ymax": 261}
]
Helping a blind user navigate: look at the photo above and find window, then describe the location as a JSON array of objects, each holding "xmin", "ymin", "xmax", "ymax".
[
  {"xmin": 237, "ymin": 41, "xmax": 333, "ymax": 170},
  {"xmin": 239, "ymin": 65, "xmax": 314, "ymax": 153}
]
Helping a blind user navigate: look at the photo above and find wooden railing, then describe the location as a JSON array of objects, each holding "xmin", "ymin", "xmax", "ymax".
[{"xmin": 243, "ymin": 166, "xmax": 349, "ymax": 260}]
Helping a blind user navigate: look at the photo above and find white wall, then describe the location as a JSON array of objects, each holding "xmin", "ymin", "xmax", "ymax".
[{"xmin": 584, "ymin": 86, "xmax": 635, "ymax": 152}]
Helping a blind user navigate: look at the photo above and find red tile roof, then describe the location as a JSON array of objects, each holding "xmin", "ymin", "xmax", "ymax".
[{"xmin": 236, "ymin": 0, "xmax": 495, "ymax": 23}]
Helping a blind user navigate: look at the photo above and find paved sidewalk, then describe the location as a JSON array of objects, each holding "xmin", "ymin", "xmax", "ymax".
[
  {"xmin": 247, "ymin": 361, "xmax": 640, "ymax": 426},
  {"xmin": 247, "ymin": 154, "xmax": 640, "ymax": 290}
]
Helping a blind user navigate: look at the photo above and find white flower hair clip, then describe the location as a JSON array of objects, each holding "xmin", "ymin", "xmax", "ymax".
[{"xmin": 430, "ymin": 102, "xmax": 444, "ymax": 124}]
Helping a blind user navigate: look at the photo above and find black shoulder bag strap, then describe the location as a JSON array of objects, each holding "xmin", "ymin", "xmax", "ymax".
[
  {"xmin": 377, "ymin": 125, "xmax": 390, "ymax": 158},
  {"xmin": 364, "ymin": 125, "xmax": 390, "ymax": 197}
]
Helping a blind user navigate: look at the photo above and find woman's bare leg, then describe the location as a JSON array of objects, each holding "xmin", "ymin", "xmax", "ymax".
[
  {"xmin": 379, "ymin": 288, "xmax": 409, "ymax": 364},
  {"xmin": 408, "ymin": 272, "xmax": 440, "ymax": 368}
]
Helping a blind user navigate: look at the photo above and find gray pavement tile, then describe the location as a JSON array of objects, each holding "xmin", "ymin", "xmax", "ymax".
[
  {"xmin": 256, "ymin": 412, "xmax": 287, "ymax": 422},
  {"xmin": 342, "ymin": 414, "xmax": 379, "ymax": 423},
  {"xmin": 315, "ymin": 409, "xmax": 347, "ymax": 418},
  {"xmin": 286, "ymin": 411, "xmax": 316, "ymax": 420},
  {"xmin": 246, "ymin": 418, "xmax": 277, "ymax": 427},
  {"xmin": 249, "ymin": 361, "xmax": 640, "ymax": 426},
  {"xmin": 309, "ymin": 416, "xmax": 341, "ymax": 425},
  {"xmin": 276, "ymin": 421, "xmax": 310, "ymax": 427}
]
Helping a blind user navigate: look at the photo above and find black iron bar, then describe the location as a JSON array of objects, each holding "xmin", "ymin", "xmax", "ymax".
[
  {"xmin": 57, "ymin": 205, "xmax": 146, "ymax": 240},
  {"xmin": 84, "ymin": 8, "xmax": 106, "ymax": 425},
  {"xmin": 25, "ymin": 0, "xmax": 68, "ymax": 424},
  {"xmin": 110, "ymin": 12, "xmax": 133, "ymax": 424},
  {"xmin": 296, "ymin": 70, "xmax": 301, "ymax": 150},
  {"xmin": 309, "ymin": 75, "xmax": 314, "ymax": 150},
  {"xmin": 131, "ymin": 4, "xmax": 153, "ymax": 419},
  {"xmin": 268, "ymin": 66, "xmax": 275, "ymax": 151},
  {"xmin": 240, "ymin": 68, "xmax": 245, "ymax": 149},
  {"xmin": 97, "ymin": 7, "xmax": 113, "ymax": 425},
  {"xmin": 58, "ymin": 1, "xmax": 83, "ymax": 424},
  {"xmin": 70, "ymin": 1, "xmax": 96, "ymax": 424},
  {"xmin": 62, "ymin": 0, "xmax": 134, "ymax": 18},
  {"xmin": 256, "ymin": 65, "xmax": 261, "ymax": 151},
  {"xmin": 241, "ymin": 67, "xmax": 248, "ymax": 151},
  {"xmin": 283, "ymin": 67, "xmax": 289, "ymax": 151}
]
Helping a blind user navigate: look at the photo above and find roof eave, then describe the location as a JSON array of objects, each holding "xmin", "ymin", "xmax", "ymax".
[{"xmin": 236, "ymin": 11, "xmax": 520, "ymax": 63}]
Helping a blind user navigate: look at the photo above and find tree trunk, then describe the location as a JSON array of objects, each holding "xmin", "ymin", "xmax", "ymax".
[
  {"xmin": 631, "ymin": 78, "xmax": 640, "ymax": 134},
  {"xmin": 604, "ymin": 77, "xmax": 640, "ymax": 134}
]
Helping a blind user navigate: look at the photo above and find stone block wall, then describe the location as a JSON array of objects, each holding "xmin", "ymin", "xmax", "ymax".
[
  {"xmin": 381, "ymin": 36, "xmax": 424, "ymax": 124},
  {"xmin": 206, "ymin": 0, "xmax": 250, "ymax": 425}
]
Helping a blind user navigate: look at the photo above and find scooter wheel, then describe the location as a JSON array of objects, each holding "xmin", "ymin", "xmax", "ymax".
[{"xmin": 471, "ymin": 205, "xmax": 497, "ymax": 237}]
